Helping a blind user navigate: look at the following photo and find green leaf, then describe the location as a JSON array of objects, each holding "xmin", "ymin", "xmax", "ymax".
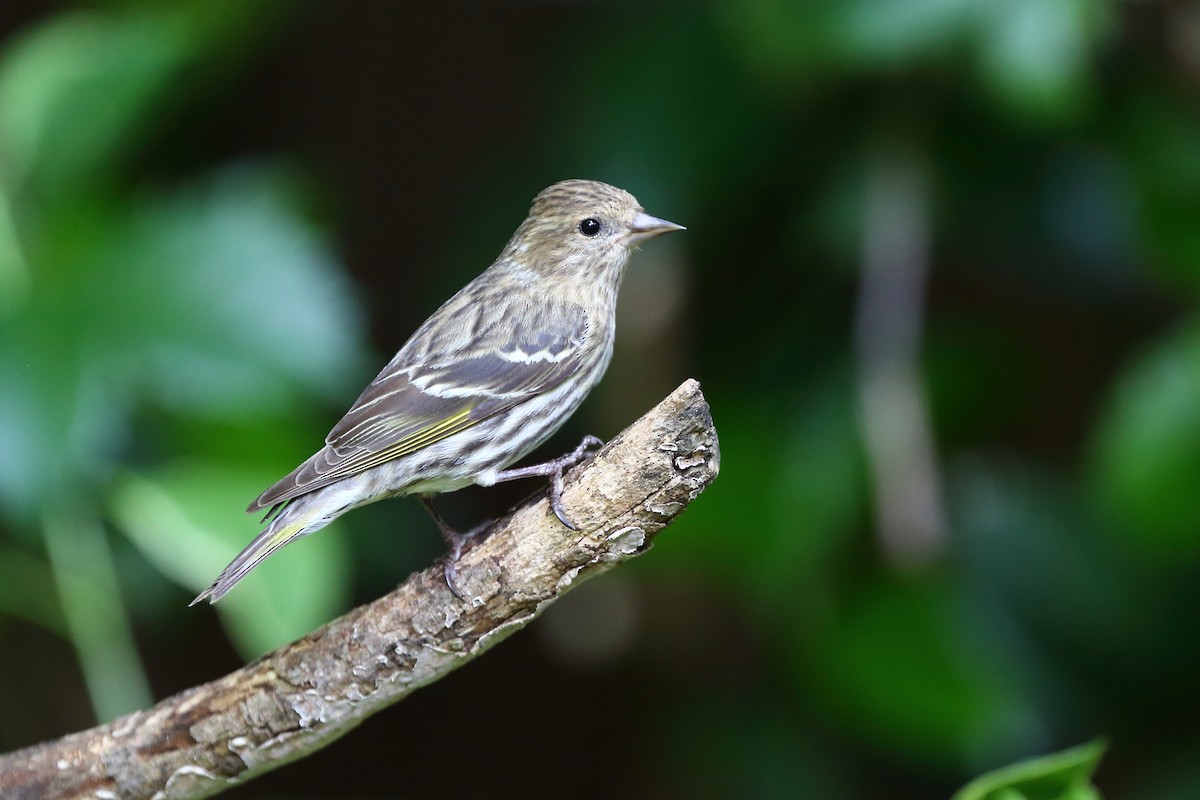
[
  {"xmin": 42, "ymin": 504, "xmax": 152, "ymax": 722},
  {"xmin": 0, "ymin": 164, "xmax": 366, "ymax": 520},
  {"xmin": 0, "ymin": 1, "xmax": 277, "ymax": 196},
  {"xmin": 953, "ymin": 739, "xmax": 1106, "ymax": 800},
  {"xmin": 110, "ymin": 462, "xmax": 351, "ymax": 658},
  {"xmin": 0, "ymin": 9, "xmax": 197, "ymax": 193},
  {"xmin": 80, "ymin": 165, "xmax": 368, "ymax": 412},
  {"xmin": 0, "ymin": 332, "xmax": 121, "ymax": 527},
  {"xmin": 973, "ymin": 0, "xmax": 1112, "ymax": 123},
  {"xmin": 1091, "ymin": 321, "xmax": 1200, "ymax": 554}
]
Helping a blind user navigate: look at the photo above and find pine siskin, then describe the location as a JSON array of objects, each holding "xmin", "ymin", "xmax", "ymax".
[{"xmin": 192, "ymin": 179, "xmax": 684, "ymax": 604}]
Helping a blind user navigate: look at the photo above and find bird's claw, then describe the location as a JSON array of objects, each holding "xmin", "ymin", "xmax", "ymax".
[
  {"xmin": 547, "ymin": 435, "xmax": 603, "ymax": 530},
  {"xmin": 551, "ymin": 483, "xmax": 579, "ymax": 531},
  {"xmin": 443, "ymin": 560, "xmax": 466, "ymax": 600},
  {"xmin": 572, "ymin": 435, "xmax": 604, "ymax": 461},
  {"xmin": 421, "ymin": 496, "xmax": 490, "ymax": 600},
  {"xmin": 441, "ymin": 527, "xmax": 471, "ymax": 600}
]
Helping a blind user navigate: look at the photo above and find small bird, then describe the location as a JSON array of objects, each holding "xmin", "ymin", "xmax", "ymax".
[{"xmin": 192, "ymin": 179, "xmax": 684, "ymax": 604}]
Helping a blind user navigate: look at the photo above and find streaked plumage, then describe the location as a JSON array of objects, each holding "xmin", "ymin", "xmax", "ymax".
[{"xmin": 192, "ymin": 179, "xmax": 683, "ymax": 604}]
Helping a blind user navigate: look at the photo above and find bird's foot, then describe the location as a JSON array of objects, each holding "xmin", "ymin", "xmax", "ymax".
[
  {"xmin": 492, "ymin": 435, "xmax": 603, "ymax": 531},
  {"xmin": 420, "ymin": 497, "xmax": 488, "ymax": 600},
  {"xmin": 426, "ymin": 435, "xmax": 605, "ymax": 596},
  {"xmin": 548, "ymin": 435, "xmax": 603, "ymax": 529}
]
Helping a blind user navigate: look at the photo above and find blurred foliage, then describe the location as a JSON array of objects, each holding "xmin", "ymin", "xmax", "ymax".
[
  {"xmin": 0, "ymin": 0, "xmax": 364, "ymax": 720},
  {"xmin": 953, "ymin": 739, "xmax": 1105, "ymax": 800},
  {"xmin": 2, "ymin": 0, "xmax": 1200, "ymax": 798}
]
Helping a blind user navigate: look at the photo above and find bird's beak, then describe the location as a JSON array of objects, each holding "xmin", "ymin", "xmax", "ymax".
[{"xmin": 627, "ymin": 210, "xmax": 686, "ymax": 246}]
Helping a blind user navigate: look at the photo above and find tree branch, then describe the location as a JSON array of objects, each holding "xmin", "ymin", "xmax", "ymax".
[{"xmin": 0, "ymin": 380, "xmax": 719, "ymax": 800}]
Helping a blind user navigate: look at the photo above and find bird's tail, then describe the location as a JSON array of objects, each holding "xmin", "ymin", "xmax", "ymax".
[{"xmin": 190, "ymin": 500, "xmax": 324, "ymax": 605}]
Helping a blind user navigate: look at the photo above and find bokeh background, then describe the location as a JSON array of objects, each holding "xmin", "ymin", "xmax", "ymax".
[{"xmin": 1, "ymin": 1, "xmax": 1198, "ymax": 797}]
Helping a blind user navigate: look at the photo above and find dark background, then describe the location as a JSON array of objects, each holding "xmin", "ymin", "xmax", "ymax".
[{"xmin": 1, "ymin": 1, "xmax": 1199, "ymax": 797}]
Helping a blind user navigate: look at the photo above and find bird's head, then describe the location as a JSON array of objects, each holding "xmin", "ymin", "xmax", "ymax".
[{"xmin": 506, "ymin": 179, "xmax": 684, "ymax": 280}]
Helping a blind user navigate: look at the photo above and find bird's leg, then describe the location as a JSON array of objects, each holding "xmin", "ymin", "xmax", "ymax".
[
  {"xmin": 419, "ymin": 496, "xmax": 483, "ymax": 600},
  {"xmin": 491, "ymin": 435, "xmax": 604, "ymax": 531}
]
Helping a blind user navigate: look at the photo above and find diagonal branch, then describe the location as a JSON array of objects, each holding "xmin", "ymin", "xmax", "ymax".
[{"xmin": 0, "ymin": 380, "xmax": 719, "ymax": 800}]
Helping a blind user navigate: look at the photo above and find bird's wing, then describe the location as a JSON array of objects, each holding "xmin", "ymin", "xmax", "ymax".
[{"xmin": 248, "ymin": 296, "xmax": 590, "ymax": 512}]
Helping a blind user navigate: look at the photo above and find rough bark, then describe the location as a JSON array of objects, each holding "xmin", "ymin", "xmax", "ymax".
[{"xmin": 0, "ymin": 379, "xmax": 719, "ymax": 800}]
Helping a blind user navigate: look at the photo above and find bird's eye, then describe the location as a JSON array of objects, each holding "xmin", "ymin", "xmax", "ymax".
[{"xmin": 578, "ymin": 217, "xmax": 602, "ymax": 237}]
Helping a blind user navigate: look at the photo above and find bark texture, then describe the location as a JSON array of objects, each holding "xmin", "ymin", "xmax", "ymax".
[{"xmin": 0, "ymin": 379, "xmax": 719, "ymax": 800}]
